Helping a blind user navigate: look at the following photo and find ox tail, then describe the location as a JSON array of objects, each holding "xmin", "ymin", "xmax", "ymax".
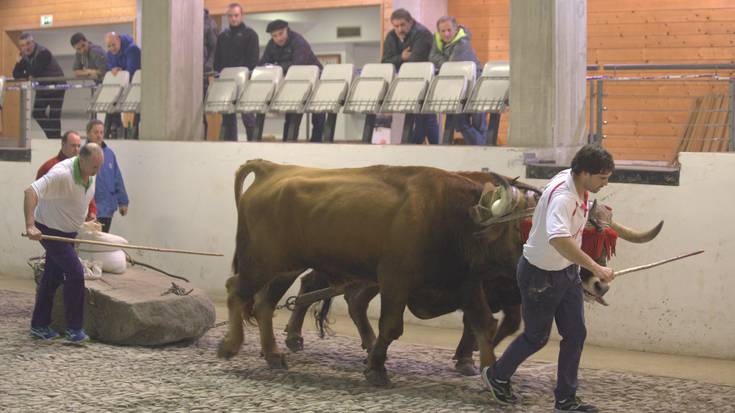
[
  {"xmin": 313, "ymin": 298, "xmax": 334, "ymax": 339},
  {"xmin": 233, "ymin": 159, "xmax": 278, "ymax": 208}
]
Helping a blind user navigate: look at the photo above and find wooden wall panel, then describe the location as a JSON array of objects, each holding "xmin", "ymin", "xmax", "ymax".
[{"xmin": 448, "ymin": 0, "xmax": 734, "ymax": 161}]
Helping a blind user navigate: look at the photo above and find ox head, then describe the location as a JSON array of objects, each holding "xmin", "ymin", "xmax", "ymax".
[
  {"xmin": 581, "ymin": 200, "xmax": 664, "ymax": 305},
  {"xmin": 469, "ymin": 173, "xmax": 540, "ymax": 238}
]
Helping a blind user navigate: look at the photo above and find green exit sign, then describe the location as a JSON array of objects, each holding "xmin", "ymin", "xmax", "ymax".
[{"xmin": 40, "ymin": 15, "xmax": 53, "ymax": 27}]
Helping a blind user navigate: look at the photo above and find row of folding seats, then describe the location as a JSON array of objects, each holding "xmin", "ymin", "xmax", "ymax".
[
  {"xmin": 204, "ymin": 61, "xmax": 510, "ymax": 143},
  {"xmin": 88, "ymin": 70, "xmax": 142, "ymax": 115}
]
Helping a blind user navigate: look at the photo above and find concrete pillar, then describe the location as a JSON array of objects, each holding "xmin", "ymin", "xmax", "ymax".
[
  {"xmin": 140, "ymin": 0, "xmax": 203, "ymax": 141},
  {"xmin": 509, "ymin": 0, "xmax": 587, "ymax": 164},
  {"xmin": 388, "ymin": 0, "xmax": 448, "ymax": 144}
]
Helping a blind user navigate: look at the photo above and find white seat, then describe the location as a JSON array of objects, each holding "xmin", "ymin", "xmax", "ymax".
[
  {"xmin": 88, "ymin": 70, "xmax": 130, "ymax": 113},
  {"xmin": 343, "ymin": 63, "xmax": 395, "ymax": 114},
  {"xmin": 270, "ymin": 65, "xmax": 320, "ymax": 113},
  {"xmin": 380, "ymin": 62, "xmax": 434, "ymax": 113},
  {"xmin": 205, "ymin": 67, "xmax": 249, "ymax": 114},
  {"xmin": 235, "ymin": 66, "xmax": 283, "ymax": 114},
  {"xmin": 465, "ymin": 61, "xmax": 510, "ymax": 113},
  {"xmin": 116, "ymin": 70, "xmax": 142, "ymax": 113},
  {"xmin": 305, "ymin": 64, "xmax": 355, "ymax": 113},
  {"xmin": 422, "ymin": 61, "xmax": 476, "ymax": 114}
]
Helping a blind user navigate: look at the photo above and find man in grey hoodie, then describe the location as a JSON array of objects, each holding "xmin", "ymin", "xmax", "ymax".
[{"xmin": 430, "ymin": 16, "xmax": 487, "ymax": 145}]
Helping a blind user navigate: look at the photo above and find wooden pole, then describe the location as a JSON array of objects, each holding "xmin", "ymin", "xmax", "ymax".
[
  {"xmin": 22, "ymin": 233, "xmax": 223, "ymax": 257},
  {"xmin": 615, "ymin": 250, "xmax": 704, "ymax": 278}
]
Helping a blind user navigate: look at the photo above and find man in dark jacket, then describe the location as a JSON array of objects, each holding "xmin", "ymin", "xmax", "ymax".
[
  {"xmin": 13, "ymin": 33, "xmax": 66, "ymax": 139},
  {"xmin": 104, "ymin": 32, "xmax": 141, "ymax": 139},
  {"xmin": 259, "ymin": 19, "xmax": 324, "ymax": 142},
  {"xmin": 381, "ymin": 9, "xmax": 438, "ymax": 145},
  {"xmin": 70, "ymin": 32, "xmax": 107, "ymax": 81},
  {"xmin": 214, "ymin": 2, "xmax": 259, "ymax": 141},
  {"xmin": 430, "ymin": 16, "xmax": 486, "ymax": 145}
]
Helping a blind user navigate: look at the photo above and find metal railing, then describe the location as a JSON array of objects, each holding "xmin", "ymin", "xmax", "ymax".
[{"xmin": 587, "ymin": 64, "xmax": 735, "ymax": 164}]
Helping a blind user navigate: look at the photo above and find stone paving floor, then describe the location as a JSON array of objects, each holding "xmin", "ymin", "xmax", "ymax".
[{"xmin": 1, "ymin": 289, "xmax": 734, "ymax": 412}]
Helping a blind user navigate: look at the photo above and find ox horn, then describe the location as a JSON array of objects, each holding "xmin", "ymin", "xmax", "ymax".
[{"xmin": 611, "ymin": 220, "xmax": 664, "ymax": 243}]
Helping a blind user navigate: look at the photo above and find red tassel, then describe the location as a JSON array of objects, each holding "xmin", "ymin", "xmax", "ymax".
[
  {"xmin": 520, "ymin": 218, "xmax": 533, "ymax": 243},
  {"xmin": 519, "ymin": 219, "xmax": 617, "ymax": 261}
]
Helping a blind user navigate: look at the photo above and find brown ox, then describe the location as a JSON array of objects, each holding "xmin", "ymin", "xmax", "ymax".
[
  {"xmin": 281, "ymin": 179, "xmax": 663, "ymax": 376},
  {"xmin": 219, "ymin": 160, "xmax": 538, "ymax": 385}
]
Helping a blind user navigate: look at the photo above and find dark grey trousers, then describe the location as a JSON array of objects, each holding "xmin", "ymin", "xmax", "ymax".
[{"xmin": 491, "ymin": 256, "xmax": 586, "ymax": 402}]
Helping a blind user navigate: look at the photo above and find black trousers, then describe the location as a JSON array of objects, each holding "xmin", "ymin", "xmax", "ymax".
[{"xmin": 33, "ymin": 90, "xmax": 65, "ymax": 139}]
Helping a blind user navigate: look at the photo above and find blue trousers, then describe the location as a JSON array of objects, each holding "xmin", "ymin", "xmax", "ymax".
[
  {"xmin": 491, "ymin": 256, "xmax": 586, "ymax": 402},
  {"xmin": 31, "ymin": 223, "xmax": 86, "ymax": 330},
  {"xmin": 221, "ymin": 113, "xmax": 256, "ymax": 141},
  {"xmin": 411, "ymin": 114, "xmax": 439, "ymax": 144},
  {"xmin": 457, "ymin": 113, "xmax": 487, "ymax": 145}
]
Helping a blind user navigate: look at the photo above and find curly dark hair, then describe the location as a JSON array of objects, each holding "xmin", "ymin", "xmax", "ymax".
[{"xmin": 571, "ymin": 144, "xmax": 614, "ymax": 175}]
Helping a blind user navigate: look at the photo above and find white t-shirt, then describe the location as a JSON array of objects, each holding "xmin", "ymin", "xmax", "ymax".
[
  {"xmin": 31, "ymin": 157, "xmax": 95, "ymax": 233},
  {"xmin": 523, "ymin": 169, "xmax": 589, "ymax": 271}
]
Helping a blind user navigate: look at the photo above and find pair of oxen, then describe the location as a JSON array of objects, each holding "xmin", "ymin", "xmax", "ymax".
[{"xmin": 218, "ymin": 160, "xmax": 662, "ymax": 386}]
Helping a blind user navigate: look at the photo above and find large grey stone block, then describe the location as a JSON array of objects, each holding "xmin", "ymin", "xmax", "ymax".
[{"xmin": 49, "ymin": 266, "xmax": 215, "ymax": 345}]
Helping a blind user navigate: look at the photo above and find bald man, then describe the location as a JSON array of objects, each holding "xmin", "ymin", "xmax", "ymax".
[
  {"xmin": 25, "ymin": 143, "xmax": 105, "ymax": 343},
  {"xmin": 104, "ymin": 32, "xmax": 141, "ymax": 139}
]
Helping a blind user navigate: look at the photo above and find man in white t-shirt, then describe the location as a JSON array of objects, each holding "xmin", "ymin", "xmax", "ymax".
[
  {"xmin": 481, "ymin": 144, "xmax": 615, "ymax": 413},
  {"xmin": 24, "ymin": 143, "xmax": 104, "ymax": 343}
]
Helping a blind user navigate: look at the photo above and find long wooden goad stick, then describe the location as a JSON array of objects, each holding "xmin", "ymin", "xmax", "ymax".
[
  {"xmin": 22, "ymin": 233, "xmax": 223, "ymax": 257},
  {"xmin": 615, "ymin": 250, "xmax": 704, "ymax": 277}
]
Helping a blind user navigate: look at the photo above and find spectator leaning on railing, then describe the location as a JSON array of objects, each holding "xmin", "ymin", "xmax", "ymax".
[
  {"xmin": 381, "ymin": 8, "xmax": 438, "ymax": 145},
  {"xmin": 429, "ymin": 15, "xmax": 487, "ymax": 145},
  {"xmin": 70, "ymin": 32, "xmax": 108, "ymax": 81},
  {"xmin": 103, "ymin": 32, "xmax": 141, "ymax": 139},
  {"xmin": 12, "ymin": 32, "xmax": 66, "ymax": 139}
]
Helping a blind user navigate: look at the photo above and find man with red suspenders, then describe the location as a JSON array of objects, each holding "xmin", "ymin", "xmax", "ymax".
[{"xmin": 482, "ymin": 144, "xmax": 616, "ymax": 412}]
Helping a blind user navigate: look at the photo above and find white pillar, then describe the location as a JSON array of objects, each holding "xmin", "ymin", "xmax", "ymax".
[
  {"xmin": 509, "ymin": 0, "xmax": 587, "ymax": 164},
  {"xmin": 140, "ymin": 0, "xmax": 203, "ymax": 141}
]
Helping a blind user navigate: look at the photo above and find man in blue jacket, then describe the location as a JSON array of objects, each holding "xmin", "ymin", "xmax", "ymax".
[
  {"xmin": 85, "ymin": 119, "xmax": 129, "ymax": 233},
  {"xmin": 104, "ymin": 32, "xmax": 141, "ymax": 139},
  {"xmin": 259, "ymin": 19, "xmax": 325, "ymax": 142}
]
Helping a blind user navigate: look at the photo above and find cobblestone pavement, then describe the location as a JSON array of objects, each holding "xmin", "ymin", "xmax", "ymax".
[{"xmin": 1, "ymin": 289, "xmax": 734, "ymax": 412}]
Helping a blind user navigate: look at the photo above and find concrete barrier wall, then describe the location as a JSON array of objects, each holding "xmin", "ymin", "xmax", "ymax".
[{"xmin": 1, "ymin": 140, "xmax": 732, "ymax": 359}]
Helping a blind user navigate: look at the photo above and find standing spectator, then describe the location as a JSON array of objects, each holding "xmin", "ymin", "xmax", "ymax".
[
  {"xmin": 70, "ymin": 32, "xmax": 108, "ymax": 80},
  {"xmin": 24, "ymin": 143, "xmax": 105, "ymax": 343},
  {"xmin": 203, "ymin": 8, "xmax": 219, "ymax": 138},
  {"xmin": 104, "ymin": 32, "xmax": 141, "ymax": 139},
  {"xmin": 37, "ymin": 130, "xmax": 97, "ymax": 222},
  {"xmin": 214, "ymin": 2, "xmax": 259, "ymax": 141},
  {"xmin": 12, "ymin": 33, "xmax": 66, "ymax": 139},
  {"xmin": 381, "ymin": 9, "xmax": 437, "ymax": 145},
  {"xmin": 429, "ymin": 16, "xmax": 486, "ymax": 145},
  {"xmin": 85, "ymin": 120, "xmax": 129, "ymax": 233},
  {"xmin": 259, "ymin": 19, "xmax": 325, "ymax": 142}
]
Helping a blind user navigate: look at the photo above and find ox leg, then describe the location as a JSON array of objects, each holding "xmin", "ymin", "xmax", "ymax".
[
  {"xmin": 284, "ymin": 271, "xmax": 330, "ymax": 352},
  {"xmin": 254, "ymin": 273, "xmax": 301, "ymax": 369},
  {"xmin": 493, "ymin": 304, "xmax": 522, "ymax": 348},
  {"xmin": 218, "ymin": 275, "xmax": 247, "ymax": 359},
  {"xmin": 364, "ymin": 292, "xmax": 408, "ymax": 386},
  {"xmin": 453, "ymin": 314, "xmax": 479, "ymax": 376},
  {"xmin": 463, "ymin": 283, "xmax": 499, "ymax": 370},
  {"xmin": 344, "ymin": 283, "xmax": 379, "ymax": 354}
]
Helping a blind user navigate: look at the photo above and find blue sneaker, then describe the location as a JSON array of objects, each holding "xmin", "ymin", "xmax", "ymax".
[
  {"xmin": 30, "ymin": 326, "xmax": 60, "ymax": 340},
  {"xmin": 65, "ymin": 329, "xmax": 89, "ymax": 343}
]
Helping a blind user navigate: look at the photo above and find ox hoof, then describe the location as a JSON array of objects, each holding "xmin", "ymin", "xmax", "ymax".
[
  {"xmin": 266, "ymin": 353, "xmax": 288, "ymax": 369},
  {"xmin": 454, "ymin": 358, "xmax": 479, "ymax": 376},
  {"xmin": 364, "ymin": 368, "xmax": 391, "ymax": 387},
  {"xmin": 285, "ymin": 336, "xmax": 304, "ymax": 353},
  {"xmin": 217, "ymin": 339, "xmax": 239, "ymax": 359}
]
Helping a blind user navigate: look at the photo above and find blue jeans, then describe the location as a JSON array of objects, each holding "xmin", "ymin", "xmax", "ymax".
[
  {"xmin": 457, "ymin": 113, "xmax": 487, "ymax": 145},
  {"xmin": 491, "ymin": 256, "xmax": 586, "ymax": 402},
  {"xmin": 411, "ymin": 114, "xmax": 439, "ymax": 144}
]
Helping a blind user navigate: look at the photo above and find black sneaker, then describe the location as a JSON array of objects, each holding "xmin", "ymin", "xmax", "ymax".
[
  {"xmin": 555, "ymin": 396, "xmax": 599, "ymax": 412},
  {"xmin": 480, "ymin": 366, "xmax": 519, "ymax": 404}
]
